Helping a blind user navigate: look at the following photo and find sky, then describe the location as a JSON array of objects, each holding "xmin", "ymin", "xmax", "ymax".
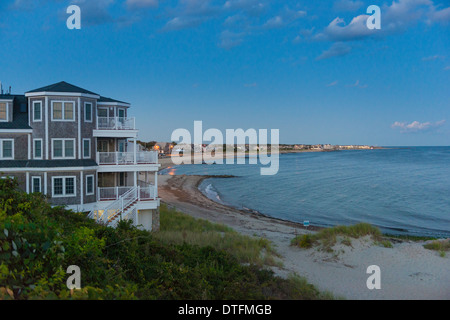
[{"xmin": 0, "ymin": 0, "xmax": 449, "ymax": 146}]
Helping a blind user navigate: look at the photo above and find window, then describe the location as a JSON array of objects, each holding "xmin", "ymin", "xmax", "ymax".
[
  {"xmin": 32, "ymin": 177, "xmax": 41, "ymax": 193},
  {"xmin": 86, "ymin": 175, "xmax": 94, "ymax": 195},
  {"xmin": 52, "ymin": 101, "xmax": 75, "ymax": 121},
  {"xmin": 33, "ymin": 139, "xmax": 43, "ymax": 159},
  {"xmin": 52, "ymin": 139, "xmax": 75, "ymax": 159},
  {"xmin": 0, "ymin": 139, "xmax": 14, "ymax": 159},
  {"xmin": 118, "ymin": 108, "xmax": 125, "ymax": 118},
  {"xmin": 33, "ymin": 101, "xmax": 42, "ymax": 122},
  {"xmin": 65, "ymin": 140, "xmax": 74, "ymax": 158},
  {"xmin": 0, "ymin": 102, "xmax": 8, "ymax": 121},
  {"xmin": 52, "ymin": 176, "xmax": 76, "ymax": 197},
  {"xmin": 83, "ymin": 139, "xmax": 91, "ymax": 158},
  {"xmin": 98, "ymin": 140, "xmax": 108, "ymax": 152},
  {"xmin": 85, "ymin": 103, "xmax": 93, "ymax": 122},
  {"xmin": 98, "ymin": 108, "xmax": 108, "ymax": 118}
]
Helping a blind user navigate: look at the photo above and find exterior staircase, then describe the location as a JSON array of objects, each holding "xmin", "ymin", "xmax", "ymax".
[{"xmin": 88, "ymin": 186, "xmax": 140, "ymax": 228}]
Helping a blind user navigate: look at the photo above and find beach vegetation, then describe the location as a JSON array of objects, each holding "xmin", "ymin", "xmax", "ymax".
[
  {"xmin": 376, "ymin": 240, "xmax": 393, "ymax": 248},
  {"xmin": 423, "ymin": 239, "xmax": 450, "ymax": 258},
  {"xmin": 0, "ymin": 178, "xmax": 330, "ymax": 300},
  {"xmin": 154, "ymin": 204, "xmax": 281, "ymax": 267},
  {"xmin": 291, "ymin": 223, "xmax": 382, "ymax": 252}
]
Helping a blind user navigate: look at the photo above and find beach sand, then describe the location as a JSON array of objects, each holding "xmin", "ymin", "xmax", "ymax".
[{"xmin": 157, "ymin": 158, "xmax": 450, "ymax": 300}]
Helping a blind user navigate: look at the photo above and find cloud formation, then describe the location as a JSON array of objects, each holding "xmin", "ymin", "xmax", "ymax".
[
  {"xmin": 126, "ymin": 0, "xmax": 158, "ymax": 10},
  {"xmin": 316, "ymin": 42, "xmax": 352, "ymax": 60},
  {"xmin": 391, "ymin": 120, "xmax": 446, "ymax": 132}
]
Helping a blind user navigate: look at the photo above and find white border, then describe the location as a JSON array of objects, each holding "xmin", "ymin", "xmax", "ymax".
[
  {"xmin": 83, "ymin": 138, "xmax": 91, "ymax": 159},
  {"xmin": 32, "ymin": 101, "xmax": 42, "ymax": 122},
  {"xmin": 31, "ymin": 176, "xmax": 42, "ymax": 193},
  {"xmin": 0, "ymin": 101, "xmax": 8, "ymax": 122},
  {"xmin": 52, "ymin": 176, "xmax": 77, "ymax": 198},
  {"xmin": 51, "ymin": 101, "xmax": 75, "ymax": 122},
  {"xmin": 84, "ymin": 102, "xmax": 93, "ymax": 122},
  {"xmin": 0, "ymin": 139, "xmax": 14, "ymax": 159},
  {"xmin": 33, "ymin": 138, "xmax": 43, "ymax": 160},
  {"xmin": 86, "ymin": 174, "xmax": 94, "ymax": 195},
  {"xmin": 51, "ymin": 138, "xmax": 76, "ymax": 159}
]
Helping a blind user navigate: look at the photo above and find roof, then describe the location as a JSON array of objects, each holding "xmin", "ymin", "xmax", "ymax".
[
  {"xmin": 0, "ymin": 95, "xmax": 32, "ymax": 130},
  {"xmin": 0, "ymin": 159, "xmax": 98, "ymax": 168},
  {"xmin": 26, "ymin": 81, "xmax": 100, "ymax": 96},
  {"xmin": 98, "ymin": 96, "xmax": 130, "ymax": 105}
]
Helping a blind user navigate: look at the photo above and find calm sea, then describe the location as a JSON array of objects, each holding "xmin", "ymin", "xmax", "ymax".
[{"xmin": 161, "ymin": 147, "xmax": 450, "ymax": 237}]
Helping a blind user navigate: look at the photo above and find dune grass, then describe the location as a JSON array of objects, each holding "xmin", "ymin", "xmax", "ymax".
[
  {"xmin": 154, "ymin": 203, "xmax": 281, "ymax": 267},
  {"xmin": 423, "ymin": 239, "xmax": 450, "ymax": 257},
  {"xmin": 291, "ymin": 223, "xmax": 383, "ymax": 252}
]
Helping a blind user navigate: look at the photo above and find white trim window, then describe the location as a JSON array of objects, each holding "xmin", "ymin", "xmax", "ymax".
[
  {"xmin": 86, "ymin": 175, "xmax": 94, "ymax": 195},
  {"xmin": 83, "ymin": 138, "xmax": 91, "ymax": 159},
  {"xmin": 52, "ymin": 176, "xmax": 76, "ymax": 197},
  {"xmin": 33, "ymin": 139, "xmax": 43, "ymax": 159},
  {"xmin": 52, "ymin": 139, "xmax": 75, "ymax": 159},
  {"xmin": 0, "ymin": 102, "xmax": 7, "ymax": 122},
  {"xmin": 0, "ymin": 139, "xmax": 14, "ymax": 159},
  {"xmin": 33, "ymin": 101, "xmax": 42, "ymax": 122},
  {"xmin": 51, "ymin": 101, "xmax": 75, "ymax": 121},
  {"xmin": 32, "ymin": 176, "xmax": 41, "ymax": 193},
  {"xmin": 84, "ymin": 102, "xmax": 93, "ymax": 122}
]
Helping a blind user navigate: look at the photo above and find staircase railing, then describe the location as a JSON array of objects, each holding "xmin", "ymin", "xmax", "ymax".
[{"xmin": 88, "ymin": 186, "xmax": 139, "ymax": 227}]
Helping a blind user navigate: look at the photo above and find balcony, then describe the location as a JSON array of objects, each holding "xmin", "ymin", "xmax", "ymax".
[
  {"xmin": 93, "ymin": 117, "xmax": 138, "ymax": 138},
  {"xmin": 98, "ymin": 184, "xmax": 157, "ymax": 202},
  {"xmin": 97, "ymin": 151, "xmax": 158, "ymax": 165}
]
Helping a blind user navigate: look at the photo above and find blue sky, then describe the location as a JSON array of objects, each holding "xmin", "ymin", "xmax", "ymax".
[{"xmin": 0, "ymin": 0, "xmax": 449, "ymax": 146}]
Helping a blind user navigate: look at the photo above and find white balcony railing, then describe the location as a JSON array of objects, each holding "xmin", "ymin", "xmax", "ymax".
[
  {"xmin": 97, "ymin": 117, "xmax": 136, "ymax": 130},
  {"xmin": 97, "ymin": 151, "xmax": 158, "ymax": 165},
  {"xmin": 98, "ymin": 185, "xmax": 157, "ymax": 201}
]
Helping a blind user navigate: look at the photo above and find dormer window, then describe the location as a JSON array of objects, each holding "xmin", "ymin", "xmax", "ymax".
[
  {"xmin": 0, "ymin": 103, "xmax": 7, "ymax": 121},
  {"xmin": 52, "ymin": 101, "xmax": 75, "ymax": 121}
]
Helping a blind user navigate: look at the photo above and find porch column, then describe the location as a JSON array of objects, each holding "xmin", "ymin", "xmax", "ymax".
[
  {"xmin": 26, "ymin": 172, "xmax": 29, "ymax": 193},
  {"xmin": 134, "ymin": 171, "xmax": 137, "ymax": 187},
  {"xmin": 134, "ymin": 138, "xmax": 137, "ymax": 164},
  {"xmin": 155, "ymin": 172, "xmax": 158, "ymax": 198}
]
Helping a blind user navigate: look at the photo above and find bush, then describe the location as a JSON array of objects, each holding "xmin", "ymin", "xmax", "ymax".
[{"xmin": 0, "ymin": 178, "xmax": 328, "ymax": 300}]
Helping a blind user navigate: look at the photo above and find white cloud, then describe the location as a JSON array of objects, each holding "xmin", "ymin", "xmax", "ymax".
[
  {"xmin": 317, "ymin": 15, "xmax": 373, "ymax": 41},
  {"xmin": 428, "ymin": 5, "xmax": 450, "ymax": 24},
  {"xmin": 316, "ymin": 42, "xmax": 352, "ymax": 60},
  {"xmin": 218, "ymin": 30, "xmax": 245, "ymax": 49},
  {"xmin": 347, "ymin": 80, "xmax": 367, "ymax": 88},
  {"xmin": 422, "ymin": 55, "xmax": 445, "ymax": 61},
  {"xmin": 333, "ymin": 0, "xmax": 363, "ymax": 12},
  {"xmin": 326, "ymin": 80, "xmax": 338, "ymax": 87},
  {"xmin": 126, "ymin": 0, "xmax": 158, "ymax": 10},
  {"xmin": 313, "ymin": 0, "xmax": 448, "ymax": 43},
  {"xmin": 70, "ymin": 0, "xmax": 115, "ymax": 25},
  {"xmin": 392, "ymin": 120, "xmax": 446, "ymax": 132}
]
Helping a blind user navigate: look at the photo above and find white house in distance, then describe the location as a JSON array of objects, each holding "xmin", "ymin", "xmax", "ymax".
[{"xmin": 0, "ymin": 81, "xmax": 160, "ymax": 231}]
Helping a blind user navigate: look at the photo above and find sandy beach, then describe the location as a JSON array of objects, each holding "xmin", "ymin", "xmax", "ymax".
[{"xmin": 158, "ymin": 157, "xmax": 450, "ymax": 300}]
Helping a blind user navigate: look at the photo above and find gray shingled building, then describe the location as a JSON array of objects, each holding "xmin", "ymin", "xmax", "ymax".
[{"xmin": 0, "ymin": 81, "xmax": 160, "ymax": 231}]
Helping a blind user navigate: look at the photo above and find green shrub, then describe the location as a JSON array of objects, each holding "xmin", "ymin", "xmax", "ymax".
[{"xmin": 0, "ymin": 178, "xmax": 328, "ymax": 300}]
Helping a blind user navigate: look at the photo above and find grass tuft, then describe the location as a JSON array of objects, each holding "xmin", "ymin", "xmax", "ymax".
[
  {"xmin": 291, "ymin": 223, "xmax": 382, "ymax": 252},
  {"xmin": 155, "ymin": 204, "xmax": 281, "ymax": 267},
  {"xmin": 423, "ymin": 239, "xmax": 450, "ymax": 258}
]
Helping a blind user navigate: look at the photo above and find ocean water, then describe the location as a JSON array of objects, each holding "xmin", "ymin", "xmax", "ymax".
[{"xmin": 161, "ymin": 147, "xmax": 450, "ymax": 237}]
